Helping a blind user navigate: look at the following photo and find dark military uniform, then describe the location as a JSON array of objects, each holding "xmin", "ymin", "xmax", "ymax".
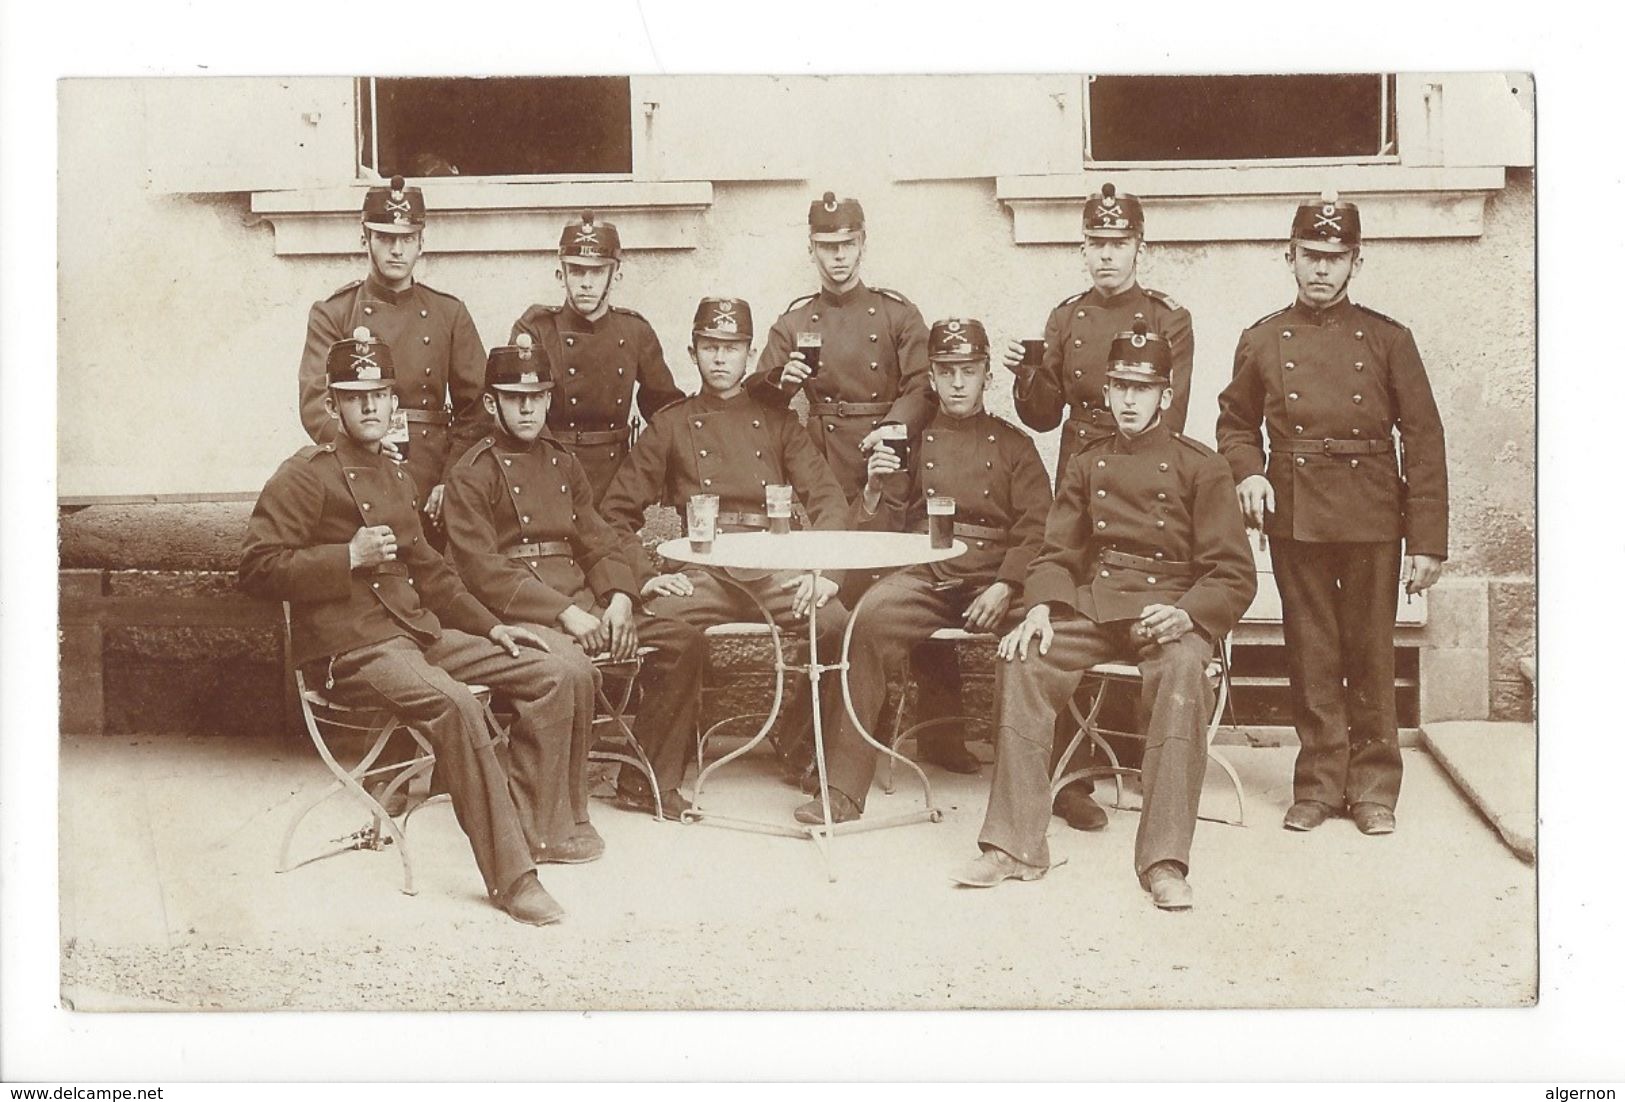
[
  {"xmin": 296, "ymin": 179, "xmax": 489, "ymax": 508},
  {"xmin": 978, "ymin": 416, "xmax": 1256, "ymax": 876},
  {"xmin": 244, "ymin": 335, "xmax": 597, "ymax": 902},
  {"xmin": 1217, "ymin": 289, "xmax": 1447, "ymax": 813},
  {"xmin": 444, "ymin": 429, "xmax": 705, "ymax": 799},
  {"xmin": 822, "ymin": 395, "xmax": 1052, "ymax": 809},
  {"xmin": 1016, "ymin": 284, "xmax": 1193, "ymax": 480}
]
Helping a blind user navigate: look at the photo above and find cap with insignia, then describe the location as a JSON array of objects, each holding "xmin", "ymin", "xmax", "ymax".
[
  {"xmin": 1082, "ymin": 182, "xmax": 1144, "ymax": 239},
  {"xmin": 927, "ymin": 317, "xmax": 990, "ymax": 362},
  {"xmin": 486, "ymin": 333, "xmax": 555, "ymax": 393},
  {"xmin": 1291, "ymin": 190, "xmax": 1361, "ymax": 253},
  {"xmin": 691, "ymin": 297, "xmax": 753, "ymax": 342},
  {"xmin": 361, "ymin": 176, "xmax": 426, "ymax": 234},
  {"xmin": 808, "ymin": 190, "xmax": 865, "ymax": 242},
  {"xmin": 558, "ymin": 209, "xmax": 622, "ymax": 265},
  {"xmin": 326, "ymin": 327, "xmax": 395, "ymax": 390},
  {"xmin": 1105, "ymin": 321, "xmax": 1172, "ymax": 385}
]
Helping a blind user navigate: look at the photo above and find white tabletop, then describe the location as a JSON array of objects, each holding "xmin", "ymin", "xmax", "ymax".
[{"xmin": 657, "ymin": 531, "xmax": 965, "ymax": 572}]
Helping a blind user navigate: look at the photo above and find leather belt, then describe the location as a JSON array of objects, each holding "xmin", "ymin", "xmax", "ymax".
[
  {"xmin": 1096, "ymin": 549, "xmax": 1197, "ymax": 580},
  {"xmin": 554, "ymin": 427, "xmax": 630, "ymax": 446},
  {"xmin": 506, "ymin": 540, "xmax": 573, "ymax": 560},
  {"xmin": 362, "ymin": 561, "xmax": 411, "ymax": 577},
  {"xmin": 715, "ymin": 507, "xmax": 811, "ymax": 531},
  {"xmin": 810, "ymin": 399, "xmax": 890, "ymax": 418},
  {"xmin": 1273, "ymin": 437, "xmax": 1393, "ymax": 456},
  {"xmin": 915, "ymin": 520, "xmax": 1008, "ymax": 544},
  {"xmin": 400, "ymin": 409, "xmax": 451, "ymax": 425}
]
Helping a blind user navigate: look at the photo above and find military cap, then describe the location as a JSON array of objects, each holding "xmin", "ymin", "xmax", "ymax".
[
  {"xmin": 326, "ymin": 326, "xmax": 395, "ymax": 390},
  {"xmin": 485, "ymin": 333, "xmax": 555, "ymax": 393},
  {"xmin": 691, "ymin": 296, "xmax": 753, "ymax": 342},
  {"xmin": 1291, "ymin": 190, "xmax": 1361, "ymax": 253},
  {"xmin": 808, "ymin": 190, "xmax": 865, "ymax": 242},
  {"xmin": 1105, "ymin": 321, "xmax": 1172, "ymax": 385},
  {"xmin": 927, "ymin": 317, "xmax": 990, "ymax": 362},
  {"xmin": 361, "ymin": 175, "xmax": 426, "ymax": 234},
  {"xmin": 1082, "ymin": 182, "xmax": 1144, "ymax": 238},
  {"xmin": 558, "ymin": 209, "xmax": 622, "ymax": 265}
]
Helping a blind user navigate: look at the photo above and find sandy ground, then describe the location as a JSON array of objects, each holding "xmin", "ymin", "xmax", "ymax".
[{"xmin": 59, "ymin": 735, "xmax": 1536, "ymax": 1011}]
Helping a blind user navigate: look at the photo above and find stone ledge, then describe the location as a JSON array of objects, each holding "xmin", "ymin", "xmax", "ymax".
[{"xmin": 1420, "ymin": 720, "xmax": 1535, "ymax": 863}]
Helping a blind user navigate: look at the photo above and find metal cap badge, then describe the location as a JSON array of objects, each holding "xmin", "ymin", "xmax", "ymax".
[
  {"xmin": 691, "ymin": 297, "xmax": 753, "ymax": 342},
  {"xmin": 1082, "ymin": 182, "xmax": 1145, "ymax": 239},
  {"xmin": 927, "ymin": 317, "xmax": 990, "ymax": 362},
  {"xmin": 808, "ymin": 190, "xmax": 865, "ymax": 242},
  {"xmin": 1105, "ymin": 321, "xmax": 1172, "ymax": 385},
  {"xmin": 1291, "ymin": 190, "xmax": 1362, "ymax": 253},
  {"xmin": 326, "ymin": 326, "xmax": 396, "ymax": 390},
  {"xmin": 558, "ymin": 209, "xmax": 623, "ymax": 265},
  {"xmin": 361, "ymin": 176, "xmax": 427, "ymax": 234},
  {"xmin": 486, "ymin": 333, "xmax": 555, "ymax": 393}
]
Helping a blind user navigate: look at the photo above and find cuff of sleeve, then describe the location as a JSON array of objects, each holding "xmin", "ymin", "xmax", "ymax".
[
  {"xmin": 1024, "ymin": 566, "xmax": 1078, "ymax": 613},
  {"xmin": 447, "ymin": 593, "xmax": 501, "ymax": 638}
]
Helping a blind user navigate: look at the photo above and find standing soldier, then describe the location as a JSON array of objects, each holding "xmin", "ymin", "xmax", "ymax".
[
  {"xmin": 297, "ymin": 176, "xmax": 488, "ymax": 542},
  {"xmin": 1000, "ymin": 181, "xmax": 1196, "ymax": 832},
  {"xmin": 746, "ymin": 191, "xmax": 976, "ymax": 775},
  {"xmin": 443, "ymin": 336, "xmax": 706, "ymax": 820},
  {"xmin": 509, "ymin": 211, "xmax": 686, "ymax": 504},
  {"xmin": 955, "ymin": 323, "xmax": 1256, "ymax": 910},
  {"xmin": 1216, "ymin": 192, "xmax": 1447, "ymax": 836},
  {"xmin": 805, "ymin": 318, "xmax": 1052, "ymax": 825}
]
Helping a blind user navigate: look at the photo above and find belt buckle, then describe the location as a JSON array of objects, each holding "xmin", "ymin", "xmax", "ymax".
[{"xmin": 834, "ymin": 400, "xmax": 848, "ymax": 417}]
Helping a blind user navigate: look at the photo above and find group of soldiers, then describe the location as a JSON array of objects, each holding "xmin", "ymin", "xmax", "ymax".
[{"xmin": 240, "ymin": 174, "xmax": 1448, "ymax": 925}]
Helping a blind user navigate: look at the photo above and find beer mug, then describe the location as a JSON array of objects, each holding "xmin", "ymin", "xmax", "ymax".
[
  {"xmin": 765, "ymin": 484, "xmax": 794, "ymax": 535},
  {"xmin": 794, "ymin": 332, "xmax": 823, "ymax": 378},
  {"xmin": 874, "ymin": 421, "xmax": 910, "ymax": 474},
  {"xmin": 687, "ymin": 494, "xmax": 720, "ymax": 553},
  {"xmin": 926, "ymin": 495, "xmax": 956, "ymax": 550}
]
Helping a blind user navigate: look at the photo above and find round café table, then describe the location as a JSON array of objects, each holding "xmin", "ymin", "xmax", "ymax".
[{"xmin": 657, "ymin": 531, "xmax": 965, "ymax": 879}]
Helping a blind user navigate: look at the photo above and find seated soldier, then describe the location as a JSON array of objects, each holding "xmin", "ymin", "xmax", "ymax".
[
  {"xmin": 241, "ymin": 328, "xmax": 601, "ymax": 927},
  {"xmin": 443, "ymin": 335, "xmax": 706, "ymax": 820},
  {"xmin": 599, "ymin": 297, "xmax": 853, "ymax": 769},
  {"xmin": 801, "ymin": 317, "xmax": 1052, "ymax": 824},
  {"xmin": 952, "ymin": 323, "xmax": 1256, "ymax": 911}
]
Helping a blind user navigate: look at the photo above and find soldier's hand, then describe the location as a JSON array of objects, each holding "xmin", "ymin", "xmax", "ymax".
[
  {"xmin": 641, "ymin": 572, "xmax": 694, "ymax": 599},
  {"xmin": 348, "ymin": 525, "xmax": 398, "ymax": 570},
  {"xmin": 963, "ymin": 581, "xmax": 1013, "ymax": 633},
  {"xmin": 558, "ymin": 605, "xmax": 606, "ymax": 653},
  {"xmin": 489, "ymin": 623, "xmax": 550, "ymax": 657},
  {"xmin": 1138, "ymin": 604, "xmax": 1194, "ymax": 646},
  {"xmin": 423, "ymin": 484, "xmax": 446, "ymax": 527},
  {"xmin": 1236, "ymin": 475, "xmax": 1275, "ymax": 529},
  {"xmin": 379, "ymin": 438, "xmax": 405, "ymax": 464},
  {"xmin": 999, "ymin": 605, "xmax": 1053, "ymax": 662},
  {"xmin": 777, "ymin": 352, "xmax": 812, "ymax": 391},
  {"xmin": 865, "ymin": 443, "xmax": 902, "ymax": 492},
  {"xmin": 1404, "ymin": 553, "xmax": 1444, "ymax": 596},
  {"xmin": 602, "ymin": 593, "xmax": 639, "ymax": 662},
  {"xmin": 783, "ymin": 572, "xmax": 838, "ymax": 619},
  {"xmin": 1000, "ymin": 339, "xmax": 1028, "ymax": 375}
]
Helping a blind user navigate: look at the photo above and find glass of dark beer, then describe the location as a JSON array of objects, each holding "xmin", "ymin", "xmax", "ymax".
[
  {"xmin": 875, "ymin": 421, "xmax": 910, "ymax": 473},
  {"xmin": 927, "ymin": 495, "xmax": 956, "ymax": 550},
  {"xmin": 794, "ymin": 332, "xmax": 822, "ymax": 378},
  {"xmin": 765, "ymin": 484, "xmax": 794, "ymax": 534},
  {"xmin": 1021, "ymin": 339, "xmax": 1046, "ymax": 368},
  {"xmin": 687, "ymin": 494, "xmax": 719, "ymax": 553}
]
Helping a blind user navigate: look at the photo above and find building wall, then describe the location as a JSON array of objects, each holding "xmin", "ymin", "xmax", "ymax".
[{"xmin": 58, "ymin": 77, "xmax": 1535, "ymax": 723}]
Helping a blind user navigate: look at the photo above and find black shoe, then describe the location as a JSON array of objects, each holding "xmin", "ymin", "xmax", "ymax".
[
  {"xmin": 1054, "ymin": 787, "xmax": 1109, "ymax": 832},
  {"xmin": 1350, "ymin": 802, "xmax": 1396, "ymax": 835},
  {"xmin": 497, "ymin": 872, "xmax": 564, "ymax": 926},
  {"xmin": 615, "ymin": 786, "xmax": 692, "ymax": 821},
  {"xmin": 918, "ymin": 738, "xmax": 981, "ymax": 775},
  {"xmin": 1283, "ymin": 800, "xmax": 1335, "ymax": 832},
  {"xmin": 793, "ymin": 789, "xmax": 862, "ymax": 825}
]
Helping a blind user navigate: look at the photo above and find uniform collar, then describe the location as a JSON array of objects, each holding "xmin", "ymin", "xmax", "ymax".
[
  {"xmin": 1114, "ymin": 415, "xmax": 1171, "ymax": 454},
  {"xmin": 695, "ymin": 388, "xmax": 752, "ymax": 413},
  {"xmin": 492, "ymin": 430, "xmax": 541, "ymax": 454},
  {"xmin": 1089, "ymin": 282, "xmax": 1144, "ymax": 308},
  {"xmin": 929, "ymin": 405, "xmax": 986, "ymax": 432},
  {"xmin": 1287, "ymin": 296, "xmax": 1357, "ymax": 326},
  {"xmin": 560, "ymin": 302, "xmax": 609, "ymax": 332},
  {"xmin": 362, "ymin": 274, "xmax": 415, "ymax": 305},
  {"xmin": 817, "ymin": 280, "xmax": 868, "ymax": 308},
  {"xmin": 333, "ymin": 433, "xmax": 391, "ymax": 467}
]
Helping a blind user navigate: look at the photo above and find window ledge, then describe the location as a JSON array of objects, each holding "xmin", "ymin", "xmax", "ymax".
[
  {"xmin": 249, "ymin": 180, "xmax": 713, "ymax": 256},
  {"xmin": 996, "ymin": 165, "xmax": 1507, "ymax": 245}
]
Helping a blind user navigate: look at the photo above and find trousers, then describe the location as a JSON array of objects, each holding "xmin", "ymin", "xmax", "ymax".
[
  {"xmin": 977, "ymin": 617, "xmax": 1214, "ymax": 877},
  {"xmin": 1270, "ymin": 538, "xmax": 1404, "ymax": 810},
  {"xmin": 595, "ymin": 608, "xmax": 706, "ymax": 795},
  {"xmin": 323, "ymin": 626, "xmax": 597, "ymax": 897}
]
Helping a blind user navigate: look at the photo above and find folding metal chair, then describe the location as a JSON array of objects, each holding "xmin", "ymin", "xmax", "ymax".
[
  {"xmin": 585, "ymin": 646, "xmax": 664, "ymax": 818},
  {"xmin": 1048, "ymin": 638, "xmax": 1246, "ymax": 827}
]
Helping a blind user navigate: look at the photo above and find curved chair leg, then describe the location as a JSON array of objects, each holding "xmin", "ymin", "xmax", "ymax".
[
  {"xmin": 1052, "ymin": 682, "xmax": 1124, "ymax": 809},
  {"xmin": 277, "ymin": 712, "xmax": 401, "ymax": 865}
]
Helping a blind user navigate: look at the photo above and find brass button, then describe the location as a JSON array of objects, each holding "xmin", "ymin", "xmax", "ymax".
[
  {"xmin": 700, "ymin": 449, "xmax": 709, "ymax": 457},
  {"xmin": 1282, "ymin": 330, "xmax": 1292, "ymax": 339},
  {"xmin": 868, "ymin": 306, "xmax": 877, "ymax": 315},
  {"xmin": 372, "ymin": 581, "xmax": 380, "ymax": 589},
  {"xmin": 1146, "ymin": 577, "xmax": 1157, "ymax": 585},
  {"xmin": 926, "ymin": 462, "xmax": 935, "ymax": 470},
  {"xmin": 1156, "ymin": 520, "xmax": 1166, "ymax": 529},
  {"xmin": 870, "ymin": 362, "xmax": 879, "ymax": 371},
  {"xmin": 1096, "ymin": 459, "xmax": 1106, "ymax": 469},
  {"xmin": 752, "ymin": 420, "xmax": 761, "ymax": 429},
  {"xmin": 559, "ymin": 484, "xmax": 568, "ymax": 493},
  {"xmin": 1157, "ymin": 492, "xmax": 1166, "ymax": 501},
  {"xmin": 346, "ymin": 472, "xmax": 356, "ymax": 480},
  {"xmin": 1295, "ymin": 456, "xmax": 1306, "ymax": 466},
  {"xmin": 363, "ymin": 306, "xmax": 374, "ymax": 315},
  {"xmin": 869, "ymin": 334, "xmax": 879, "ymax": 342},
  {"xmin": 1350, "ymin": 459, "xmax": 1360, "ymax": 469},
  {"xmin": 811, "ymin": 314, "xmax": 819, "ymax": 322},
  {"xmin": 420, "ymin": 309, "xmax": 428, "ymax": 318},
  {"xmin": 1355, "ymin": 330, "xmax": 1364, "ymax": 340},
  {"xmin": 985, "ymin": 461, "xmax": 993, "ymax": 469},
  {"xmin": 926, "ymin": 435, "xmax": 935, "ymax": 443},
  {"xmin": 703, "ymin": 478, "xmax": 712, "ymax": 486},
  {"xmin": 422, "ymin": 336, "xmax": 430, "ymax": 344},
  {"xmin": 512, "ymin": 487, "xmax": 521, "ymax": 494},
  {"xmin": 1354, "ymin": 362, "xmax": 1365, "ymax": 371},
  {"xmin": 694, "ymin": 420, "xmax": 703, "ymax": 429},
  {"xmin": 1351, "ymin": 428, "xmax": 1362, "ymax": 436},
  {"xmin": 1074, "ymin": 339, "xmax": 1083, "ymax": 348},
  {"xmin": 503, "ymin": 459, "xmax": 512, "ymax": 466},
  {"xmin": 362, "ymin": 502, "xmax": 371, "ymax": 510},
  {"xmin": 522, "ymin": 515, "xmax": 530, "ymax": 523},
  {"xmin": 1096, "ymin": 520, "xmax": 1106, "ymax": 529},
  {"xmin": 1353, "ymin": 394, "xmax": 1363, "ymax": 404},
  {"xmin": 1100, "ymin": 569, "xmax": 1111, "ymax": 578},
  {"xmin": 754, "ymin": 450, "xmax": 762, "ymax": 458},
  {"xmin": 983, "ymin": 489, "xmax": 991, "ymax": 496},
  {"xmin": 1159, "ymin": 463, "xmax": 1169, "ymax": 471},
  {"xmin": 1288, "ymin": 392, "xmax": 1299, "ymax": 401},
  {"xmin": 1074, "ymin": 369, "xmax": 1083, "ymax": 378},
  {"xmin": 1284, "ymin": 362, "xmax": 1295, "ymax": 370},
  {"xmin": 1096, "ymin": 489, "xmax": 1106, "ymax": 498},
  {"xmin": 1294, "ymin": 425, "xmax": 1305, "ymax": 434},
  {"xmin": 619, "ymin": 339, "xmax": 626, "ymax": 347},
  {"xmin": 568, "ymin": 367, "xmax": 577, "ymax": 375},
  {"xmin": 566, "ymin": 337, "xmax": 576, "ymax": 347}
]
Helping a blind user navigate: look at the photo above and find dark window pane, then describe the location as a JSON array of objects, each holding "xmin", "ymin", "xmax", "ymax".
[
  {"xmin": 364, "ymin": 77, "xmax": 632, "ymax": 177},
  {"xmin": 1089, "ymin": 75, "xmax": 1389, "ymax": 161}
]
